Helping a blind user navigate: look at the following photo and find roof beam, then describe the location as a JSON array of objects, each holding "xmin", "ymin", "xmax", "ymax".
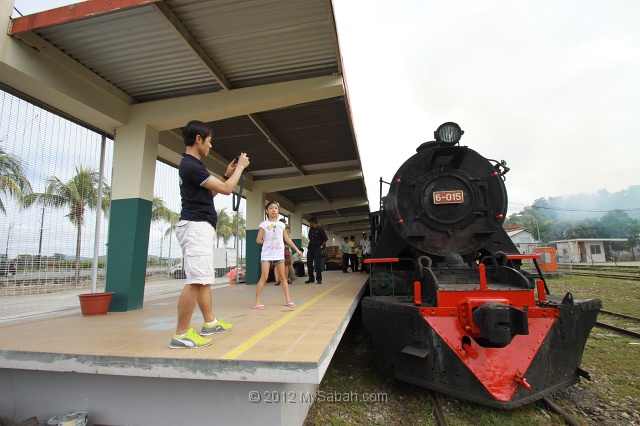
[
  {"xmin": 251, "ymin": 170, "xmax": 361, "ymax": 192},
  {"xmin": 312, "ymin": 186, "xmax": 331, "ymax": 204},
  {"xmin": 247, "ymin": 114, "xmax": 305, "ymax": 174},
  {"xmin": 326, "ymin": 223, "xmax": 370, "ymax": 233},
  {"xmin": 151, "ymin": 2, "xmax": 232, "ymax": 90},
  {"xmin": 132, "ymin": 75, "xmax": 345, "ymax": 131},
  {"xmin": 315, "ymin": 215, "xmax": 369, "ymax": 226},
  {"xmin": 298, "ymin": 199, "xmax": 368, "ymax": 214}
]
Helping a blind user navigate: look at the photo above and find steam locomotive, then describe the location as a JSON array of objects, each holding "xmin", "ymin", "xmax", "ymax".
[{"xmin": 362, "ymin": 122, "xmax": 601, "ymax": 409}]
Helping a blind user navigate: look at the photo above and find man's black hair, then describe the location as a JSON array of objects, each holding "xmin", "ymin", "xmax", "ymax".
[{"xmin": 182, "ymin": 120, "xmax": 213, "ymax": 146}]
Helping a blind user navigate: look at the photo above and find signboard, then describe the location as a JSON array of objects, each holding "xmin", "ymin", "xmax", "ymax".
[{"xmin": 433, "ymin": 190, "xmax": 464, "ymax": 204}]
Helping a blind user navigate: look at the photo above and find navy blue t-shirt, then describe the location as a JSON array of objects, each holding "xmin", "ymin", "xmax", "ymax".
[
  {"xmin": 308, "ymin": 226, "xmax": 328, "ymax": 249},
  {"xmin": 179, "ymin": 153, "xmax": 218, "ymax": 228}
]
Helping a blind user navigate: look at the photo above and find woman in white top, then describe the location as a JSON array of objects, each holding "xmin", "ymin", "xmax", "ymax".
[{"xmin": 252, "ymin": 201, "xmax": 303, "ymax": 309}]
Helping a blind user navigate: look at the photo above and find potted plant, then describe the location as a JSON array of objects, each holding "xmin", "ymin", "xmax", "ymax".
[
  {"xmin": 78, "ymin": 254, "xmax": 113, "ymax": 316},
  {"xmin": 78, "ymin": 291, "xmax": 114, "ymax": 316}
]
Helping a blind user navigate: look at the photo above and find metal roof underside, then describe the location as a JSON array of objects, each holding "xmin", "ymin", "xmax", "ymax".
[{"xmin": 10, "ymin": 0, "xmax": 370, "ymax": 235}]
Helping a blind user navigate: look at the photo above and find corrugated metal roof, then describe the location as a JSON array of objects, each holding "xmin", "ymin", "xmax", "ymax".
[
  {"xmin": 173, "ymin": 0, "xmax": 339, "ymax": 87},
  {"xmin": 36, "ymin": 5, "xmax": 224, "ymax": 101},
  {"xmin": 9, "ymin": 0, "xmax": 369, "ymax": 234}
]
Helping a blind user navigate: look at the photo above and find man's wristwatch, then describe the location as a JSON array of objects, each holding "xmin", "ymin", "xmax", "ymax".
[{"xmin": 223, "ymin": 174, "xmax": 230, "ymax": 180}]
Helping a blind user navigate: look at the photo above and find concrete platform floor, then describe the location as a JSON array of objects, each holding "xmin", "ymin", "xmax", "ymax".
[{"xmin": 0, "ymin": 270, "xmax": 369, "ymax": 425}]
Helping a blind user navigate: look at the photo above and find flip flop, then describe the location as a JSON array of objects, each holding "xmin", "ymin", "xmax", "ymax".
[
  {"xmin": 251, "ymin": 304, "xmax": 265, "ymax": 310},
  {"xmin": 284, "ymin": 302, "xmax": 297, "ymax": 308}
]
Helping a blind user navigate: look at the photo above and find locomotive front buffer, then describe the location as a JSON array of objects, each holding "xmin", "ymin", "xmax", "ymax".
[{"xmin": 363, "ymin": 255, "xmax": 601, "ymax": 409}]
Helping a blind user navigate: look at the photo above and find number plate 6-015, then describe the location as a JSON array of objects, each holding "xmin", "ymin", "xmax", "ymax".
[{"xmin": 433, "ymin": 190, "xmax": 464, "ymax": 204}]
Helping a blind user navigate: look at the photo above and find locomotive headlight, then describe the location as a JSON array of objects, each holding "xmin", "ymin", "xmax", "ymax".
[{"xmin": 435, "ymin": 122, "xmax": 464, "ymax": 145}]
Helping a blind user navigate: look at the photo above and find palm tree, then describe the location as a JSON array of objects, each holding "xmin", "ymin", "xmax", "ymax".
[
  {"xmin": 23, "ymin": 165, "xmax": 110, "ymax": 283},
  {"xmin": 231, "ymin": 210, "xmax": 247, "ymax": 264},
  {"xmin": 149, "ymin": 196, "xmax": 174, "ymax": 266},
  {"xmin": 163, "ymin": 209, "xmax": 181, "ymax": 264},
  {"xmin": 216, "ymin": 208, "xmax": 233, "ymax": 248},
  {"xmin": 0, "ymin": 145, "xmax": 33, "ymax": 214},
  {"xmin": 231, "ymin": 209, "xmax": 246, "ymax": 249},
  {"xmin": 149, "ymin": 199, "xmax": 180, "ymax": 271},
  {"xmin": 151, "ymin": 197, "xmax": 171, "ymax": 222}
]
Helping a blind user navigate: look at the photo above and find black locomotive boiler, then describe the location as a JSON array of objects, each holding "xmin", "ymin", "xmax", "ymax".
[{"xmin": 362, "ymin": 122, "xmax": 602, "ymax": 409}]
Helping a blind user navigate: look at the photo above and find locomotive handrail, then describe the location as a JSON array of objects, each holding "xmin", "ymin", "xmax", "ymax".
[
  {"xmin": 364, "ymin": 257, "xmax": 413, "ymax": 298},
  {"xmin": 507, "ymin": 254, "xmax": 542, "ymax": 260},
  {"xmin": 506, "ymin": 253, "xmax": 549, "ymax": 295},
  {"xmin": 364, "ymin": 258, "xmax": 400, "ymax": 263}
]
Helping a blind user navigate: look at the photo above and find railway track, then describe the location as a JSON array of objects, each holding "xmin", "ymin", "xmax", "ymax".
[
  {"xmin": 428, "ymin": 392, "xmax": 584, "ymax": 426},
  {"xmin": 543, "ymin": 397, "xmax": 581, "ymax": 426},
  {"xmin": 564, "ymin": 271, "xmax": 640, "ymax": 281},
  {"xmin": 595, "ymin": 310, "xmax": 640, "ymax": 339},
  {"xmin": 601, "ymin": 309, "xmax": 640, "ymax": 322},
  {"xmin": 557, "ymin": 264, "xmax": 640, "ymax": 281},
  {"xmin": 429, "ymin": 392, "xmax": 448, "ymax": 426}
]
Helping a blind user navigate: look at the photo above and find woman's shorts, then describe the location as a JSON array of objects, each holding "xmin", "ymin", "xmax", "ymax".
[{"xmin": 175, "ymin": 220, "xmax": 216, "ymax": 285}]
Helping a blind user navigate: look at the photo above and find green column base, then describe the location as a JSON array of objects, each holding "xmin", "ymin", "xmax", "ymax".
[
  {"xmin": 105, "ymin": 198, "xmax": 151, "ymax": 311},
  {"xmin": 246, "ymin": 229, "xmax": 259, "ymax": 285}
]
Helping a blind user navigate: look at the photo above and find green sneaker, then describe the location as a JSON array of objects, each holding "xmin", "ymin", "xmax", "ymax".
[
  {"xmin": 200, "ymin": 318, "xmax": 234, "ymax": 335},
  {"xmin": 169, "ymin": 328, "xmax": 212, "ymax": 349}
]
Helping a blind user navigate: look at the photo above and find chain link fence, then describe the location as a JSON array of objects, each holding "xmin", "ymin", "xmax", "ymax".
[{"xmin": 1, "ymin": 89, "xmax": 245, "ymax": 322}]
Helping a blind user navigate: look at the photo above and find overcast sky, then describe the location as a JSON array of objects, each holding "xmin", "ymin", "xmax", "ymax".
[{"xmin": 13, "ymin": 0, "xmax": 640, "ymax": 217}]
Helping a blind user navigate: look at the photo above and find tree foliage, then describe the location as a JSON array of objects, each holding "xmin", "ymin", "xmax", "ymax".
[
  {"xmin": 152, "ymin": 203, "xmax": 247, "ymax": 258},
  {"xmin": 22, "ymin": 165, "xmax": 110, "ymax": 283},
  {"xmin": 507, "ymin": 206, "xmax": 640, "ymax": 253},
  {"xmin": 0, "ymin": 145, "xmax": 32, "ymax": 214}
]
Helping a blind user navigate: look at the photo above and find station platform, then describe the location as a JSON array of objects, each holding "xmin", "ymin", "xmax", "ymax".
[{"xmin": 0, "ymin": 270, "xmax": 368, "ymax": 426}]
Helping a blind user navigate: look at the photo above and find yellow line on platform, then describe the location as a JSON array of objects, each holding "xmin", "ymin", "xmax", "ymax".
[{"xmin": 221, "ymin": 276, "xmax": 356, "ymax": 360}]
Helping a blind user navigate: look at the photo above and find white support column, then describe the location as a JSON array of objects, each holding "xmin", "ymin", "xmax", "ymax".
[
  {"xmin": 289, "ymin": 215, "xmax": 303, "ymax": 241},
  {"xmin": 111, "ymin": 125, "xmax": 159, "ymax": 201}
]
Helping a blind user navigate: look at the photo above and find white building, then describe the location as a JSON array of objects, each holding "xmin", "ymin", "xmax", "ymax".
[
  {"xmin": 505, "ymin": 226, "xmax": 538, "ymax": 254},
  {"xmin": 548, "ymin": 238, "xmax": 628, "ymax": 263}
]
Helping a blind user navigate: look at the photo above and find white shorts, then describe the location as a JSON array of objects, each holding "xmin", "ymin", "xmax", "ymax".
[{"xmin": 175, "ymin": 220, "xmax": 216, "ymax": 285}]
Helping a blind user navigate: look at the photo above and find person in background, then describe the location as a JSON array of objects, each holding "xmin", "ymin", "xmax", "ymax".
[
  {"xmin": 359, "ymin": 233, "xmax": 368, "ymax": 254},
  {"xmin": 252, "ymin": 201, "xmax": 303, "ymax": 309},
  {"xmin": 280, "ymin": 218, "xmax": 294, "ymax": 285},
  {"xmin": 340, "ymin": 236, "xmax": 351, "ymax": 273},
  {"xmin": 305, "ymin": 217, "xmax": 328, "ymax": 284},
  {"xmin": 292, "ymin": 249, "xmax": 305, "ymax": 277},
  {"xmin": 361, "ymin": 237, "xmax": 372, "ymax": 273},
  {"xmin": 170, "ymin": 120, "xmax": 249, "ymax": 349},
  {"xmin": 349, "ymin": 235, "xmax": 359, "ymax": 272}
]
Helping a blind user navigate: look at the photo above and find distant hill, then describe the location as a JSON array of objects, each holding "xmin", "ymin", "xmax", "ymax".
[{"xmin": 532, "ymin": 185, "xmax": 640, "ymax": 220}]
